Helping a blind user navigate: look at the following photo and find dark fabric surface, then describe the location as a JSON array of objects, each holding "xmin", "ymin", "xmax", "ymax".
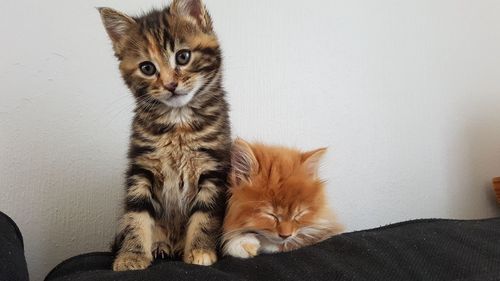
[
  {"xmin": 45, "ymin": 218, "xmax": 500, "ymax": 281},
  {"xmin": 0, "ymin": 212, "xmax": 29, "ymax": 281}
]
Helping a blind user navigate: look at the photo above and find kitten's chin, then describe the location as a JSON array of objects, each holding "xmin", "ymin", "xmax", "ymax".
[{"xmin": 161, "ymin": 92, "xmax": 194, "ymax": 108}]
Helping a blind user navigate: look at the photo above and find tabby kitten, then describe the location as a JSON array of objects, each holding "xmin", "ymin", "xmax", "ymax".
[
  {"xmin": 222, "ymin": 139, "xmax": 343, "ymax": 258},
  {"xmin": 98, "ymin": 0, "xmax": 231, "ymax": 271}
]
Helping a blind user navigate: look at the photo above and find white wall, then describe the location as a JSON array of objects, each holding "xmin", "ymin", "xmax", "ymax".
[{"xmin": 1, "ymin": 0, "xmax": 500, "ymax": 279}]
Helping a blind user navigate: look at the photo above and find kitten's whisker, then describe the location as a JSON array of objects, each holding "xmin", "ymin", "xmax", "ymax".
[
  {"xmin": 104, "ymin": 104, "xmax": 135, "ymax": 127},
  {"xmin": 104, "ymin": 93, "xmax": 156, "ymax": 125}
]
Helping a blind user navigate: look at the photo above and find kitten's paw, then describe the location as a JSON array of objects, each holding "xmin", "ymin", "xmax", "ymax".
[
  {"xmin": 113, "ymin": 252, "xmax": 151, "ymax": 271},
  {"xmin": 224, "ymin": 234, "xmax": 261, "ymax": 258},
  {"xmin": 184, "ymin": 249, "xmax": 217, "ymax": 266},
  {"xmin": 242, "ymin": 243, "xmax": 259, "ymax": 257},
  {"xmin": 152, "ymin": 242, "xmax": 170, "ymax": 259}
]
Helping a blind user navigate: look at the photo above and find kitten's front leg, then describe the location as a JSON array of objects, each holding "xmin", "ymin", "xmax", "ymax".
[
  {"xmin": 223, "ymin": 233, "xmax": 261, "ymax": 258},
  {"xmin": 183, "ymin": 212, "xmax": 219, "ymax": 265},
  {"xmin": 183, "ymin": 175, "xmax": 225, "ymax": 265},
  {"xmin": 113, "ymin": 212, "xmax": 154, "ymax": 271},
  {"xmin": 112, "ymin": 169, "xmax": 158, "ymax": 271}
]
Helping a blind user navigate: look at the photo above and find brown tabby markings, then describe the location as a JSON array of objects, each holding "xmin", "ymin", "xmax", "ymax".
[
  {"xmin": 99, "ymin": 0, "xmax": 230, "ymax": 271},
  {"xmin": 222, "ymin": 140, "xmax": 343, "ymax": 258}
]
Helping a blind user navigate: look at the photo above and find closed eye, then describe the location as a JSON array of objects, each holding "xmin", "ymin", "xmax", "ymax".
[
  {"xmin": 293, "ymin": 209, "xmax": 310, "ymax": 221},
  {"xmin": 264, "ymin": 213, "xmax": 280, "ymax": 223}
]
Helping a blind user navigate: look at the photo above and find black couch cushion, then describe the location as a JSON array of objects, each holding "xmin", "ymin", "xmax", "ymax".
[
  {"xmin": 45, "ymin": 218, "xmax": 500, "ymax": 281},
  {"xmin": 0, "ymin": 212, "xmax": 29, "ymax": 281}
]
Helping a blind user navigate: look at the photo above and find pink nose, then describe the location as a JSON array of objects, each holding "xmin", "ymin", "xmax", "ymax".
[{"xmin": 165, "ymin": 82, "xmax": 178, "ymax": 93}]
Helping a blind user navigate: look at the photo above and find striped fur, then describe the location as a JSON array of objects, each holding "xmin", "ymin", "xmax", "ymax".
[{"xmin": 99, "ymin": 0, "xmax": 230, "ymax": 271}]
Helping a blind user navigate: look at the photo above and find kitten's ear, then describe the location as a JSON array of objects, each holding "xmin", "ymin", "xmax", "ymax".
[
  {"xmin": 230, "ymin": 138, "xmax": 258, "ymax": 185},
  {"xmin": 98, "ymin": 7, "xmax": 136, "ymax": 49},
  {"xmin": 301, "ymin": 148, "xmax": 327, "ymax": 178},
  {"xmin": 170, "ymin": 0, "xmax": 212, "ymax": 30}
]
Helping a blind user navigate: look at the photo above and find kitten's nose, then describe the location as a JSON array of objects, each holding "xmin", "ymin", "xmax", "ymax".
[
  {"xmin": 164, "ymin": 82, "xmax": 178, "ymax": 93},
  {"xmin": 279, "ymin": 234, "xmax": 291, "ymax": 240}
]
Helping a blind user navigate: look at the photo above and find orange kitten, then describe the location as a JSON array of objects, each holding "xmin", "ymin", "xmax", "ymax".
[{"xmin": 222, "ymin": 139, "xmax": 343, "ymax": 258}]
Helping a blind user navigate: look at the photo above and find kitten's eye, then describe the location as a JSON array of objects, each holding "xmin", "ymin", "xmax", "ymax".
[
  {"xmin": 293, "ymin": 210, "xmax": 309, "ymax": 221},
  {"xmin": 266, "ymin": 213, "xmax": 279, "ymax": 223},
  {"xmin": 139, "ymin": 61, "xmax": 157, "ymax": 76},
  {"xmin": 175, "ymin": 49, "xmax": 191, "ymax": 66}
]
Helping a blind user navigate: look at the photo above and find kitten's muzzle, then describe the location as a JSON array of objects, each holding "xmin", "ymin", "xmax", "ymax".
[
  {"xmin": 162, "ymin": 90, "xmax": 188, "ymax": 99},
  {"xmin": 164, "ymin": 82, "xmax": 188, "ymax": 97},
  {"xmin": 164, "ymin": 82, "xmax": 178, "ymax": 92}
]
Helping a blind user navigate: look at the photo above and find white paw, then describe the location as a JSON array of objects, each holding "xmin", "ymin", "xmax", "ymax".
[{"xmin": 224, "ymin": 234, "xmax": 260, "ymax": 258}]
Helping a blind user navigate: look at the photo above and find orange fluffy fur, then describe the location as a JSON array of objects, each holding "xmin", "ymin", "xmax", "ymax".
[{"xmin": 222, "ymin": 139, "xmax": 343, "ymax": 258}]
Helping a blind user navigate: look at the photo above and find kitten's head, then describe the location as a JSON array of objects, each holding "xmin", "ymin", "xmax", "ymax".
[
  {"xmin": 98, "ymin": 0, "xmax": 221, "ymax": 108},
  {"xmin": 224, "ymin": 139, "xmax": 342, "ymax": 249}
]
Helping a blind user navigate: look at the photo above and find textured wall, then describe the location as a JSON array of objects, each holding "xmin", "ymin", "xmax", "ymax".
[{"xmin": 1, "ymin": 0, "xmax": 500, "ymax": 280}]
